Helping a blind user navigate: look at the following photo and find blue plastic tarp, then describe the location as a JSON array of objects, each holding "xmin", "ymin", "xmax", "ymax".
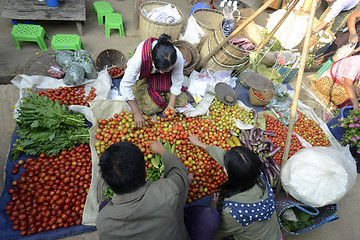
[{"xmin": 0, "ymin": 127, "xmax": 96, "ymax": 240}]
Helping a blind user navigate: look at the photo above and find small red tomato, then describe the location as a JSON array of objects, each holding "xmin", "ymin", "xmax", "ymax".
[{"xmin": 12, "ymin": 169, "xmax": 19, "ymax": 175}]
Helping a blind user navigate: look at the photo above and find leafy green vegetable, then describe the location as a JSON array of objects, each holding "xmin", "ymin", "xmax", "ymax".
[
  {"xmin": 146, "ymin": 141, "xmax": 175, "ymax": 181},
  {"xmin": 104, "ymin": 185, "xmax": 114, "ymax": 199},
  {"xmin": 281, "ymin": 208, "xmax": 316, "ymax": 232},
  {"xmin": 10, "ymin": 92, "xmax": 89, "ymax": 160}
]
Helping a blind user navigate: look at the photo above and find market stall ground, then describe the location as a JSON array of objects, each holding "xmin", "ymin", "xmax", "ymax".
[{"xmin": 0, "ymin": 0, "xmax": 359, "ymax": 239}]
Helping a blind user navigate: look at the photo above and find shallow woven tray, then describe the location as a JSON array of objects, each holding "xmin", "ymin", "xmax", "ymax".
[
  {"xmin": 26, "ymin": 51, "xmax": 58, "ymax": 76},
  {"xmin": 95, "ymin": 49, "xmax": 127, "ymax": 72}
]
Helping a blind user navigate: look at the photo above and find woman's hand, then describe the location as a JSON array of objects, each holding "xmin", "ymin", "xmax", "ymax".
[
  {"xmin": 134, "ymin": 112, "xmax": 145, "ymax": 128},
  {"xmin": 188, "ymin": 134, "xmax": 207, "ymax": 149},
  {"xmin": 150, "ymin": 141, "xmax": 167, "ymax": 155},
  {"xmin": 349, "ymin": 33, "xmax": 359, "ymax": 44}
]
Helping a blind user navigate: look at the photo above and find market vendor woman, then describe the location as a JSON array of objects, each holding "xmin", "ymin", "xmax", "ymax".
[{"xmin": 120, "ymin": 34, "xmax": 188, "ymax": 128}]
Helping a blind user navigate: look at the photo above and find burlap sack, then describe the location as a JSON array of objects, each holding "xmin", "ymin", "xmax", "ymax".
[
  {"xmin": 82, "ymin": 100, "xmax": 127, "ymax": 226},
  {"xmin": 315, "ymin": 76, "xmax": 360, "ymax": 106}
]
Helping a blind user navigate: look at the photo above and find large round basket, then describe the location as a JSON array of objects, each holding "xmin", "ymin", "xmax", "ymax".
[
  {"xmin": 192, "ymin": 8, "xmax": 224, "ymax": 51},
  {"xmin": 95, "ymin": 49, "xmax": 127, "ymax": 77},
  {"xmin": 26, "ymin": 51, "xmax": 58, "ymax": 76},
  {"xmin": 249, "ymin": 88, "xmax": 274, "ymax": 106},
  {"xmin": 192, "ymin": 8, "xmax": 224, "ymax": 36},
  {"xmin": 139, "ymin": 1, "xmax": 184, "ymax": 41},
  {"xmin": 173, "ymin": 40, "xmax": 199, "ymax": 76},
  {"xmin": 199, "ymin": 17, "xmax": 262, "ymax": 71}
]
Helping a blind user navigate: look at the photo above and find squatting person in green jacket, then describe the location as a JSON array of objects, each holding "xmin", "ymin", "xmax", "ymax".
[{"xmin": 188, "ymin": 134, "xmax": 282, "ymax": 240}]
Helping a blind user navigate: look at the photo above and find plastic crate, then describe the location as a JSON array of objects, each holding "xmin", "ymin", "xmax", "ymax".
[
  {"xmin": 327, "ymin": 106, "xmax": 353, "ymax": 141},
  {"xmin": 315, "ymin": 58, "xmax": 334, "ymax": 79}
]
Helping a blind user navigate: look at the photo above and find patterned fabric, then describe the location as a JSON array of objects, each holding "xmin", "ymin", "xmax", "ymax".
[
  {"xmin": 222, "ymin": 175, "xmax": 276, "ymax": 227},
  {"xmin": 140, "ymin": 37, "xmax": 172, "ymax": 109},
  {"xmin": 133, "ymin": 78, "xmax": 188, "ymax": 116}
]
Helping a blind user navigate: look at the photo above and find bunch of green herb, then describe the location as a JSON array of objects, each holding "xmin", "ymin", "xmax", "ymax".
[
  {"xmin": 10, "ymin": 92, "xmax": 89, "ymax": 160},
  {"xmin": 306, "ymin": 53, "xmax": 316, "ymax": 69},
  {"xmin": 281, "ymin": 208, "xmax": 316, "ymax": 232},
  {"xmin": 262, "ymin": 31, "xmax": 282, "ymax": 52},
  {"xmin": 146, "ymin": 141, "xmax": 175, "ymax": 181},
  {"xmin": 103, "ymin": 141, "xmax": 176, "ymax": 198}
]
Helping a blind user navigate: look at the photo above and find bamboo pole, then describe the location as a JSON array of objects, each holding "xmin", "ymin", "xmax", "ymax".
[
  {"xmin": 256, "ymin": 0, "xmax": 301, "ymax": 51},
  {"xmin": 282, "ymin": 0, "xmax": 318, "ymax": 163},
  {"xmin": 195, "ymin": 0, "xmax": 277, "ymax": 71}
]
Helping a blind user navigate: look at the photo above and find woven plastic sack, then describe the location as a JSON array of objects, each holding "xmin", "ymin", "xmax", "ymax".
[
  {"xmin": 275, "ymin": 192, "xmax": 339, "ymax": 236},
  {"xmin": 281, "ymin": 146, "xmax": 357, "ymax": 207}
]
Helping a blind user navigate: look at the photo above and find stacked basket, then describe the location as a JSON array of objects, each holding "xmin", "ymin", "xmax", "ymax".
[{"xmin": 173, "ymin": 40, "xmax": 199, "ymax": 76}]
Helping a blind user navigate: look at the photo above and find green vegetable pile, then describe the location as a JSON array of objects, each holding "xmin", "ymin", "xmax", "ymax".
[
  {"xmin": 104, "ymin": 141, "xmax": 175, "ymax": 199},
  {"xmin": 147, "ymin": 141, "xmax": 175, "ymax": 181},
  {"xmin": 281, "ymin": 208, "xmax": 316, "ymax": 232},
  {"xmin": 10, "ymin": 92, "xmax": 89, "ymax": 160}
]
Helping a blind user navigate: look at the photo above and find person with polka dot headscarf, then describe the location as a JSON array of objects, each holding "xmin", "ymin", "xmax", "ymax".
[{"xmin": 188, "ymin": 134, "xmax": 282, "ymax": 240}]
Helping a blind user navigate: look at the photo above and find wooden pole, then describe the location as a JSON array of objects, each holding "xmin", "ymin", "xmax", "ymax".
[
  {"xmin": 282, "ymin": 0, "xmax": 318, "ymax": 163},
  {"xmin": 256, "ymin": 0, "xmax": 301, "ymax": 51},
  {"xmin": 195, "ymin": 0, "xmax": 277, "ymax": 71}
]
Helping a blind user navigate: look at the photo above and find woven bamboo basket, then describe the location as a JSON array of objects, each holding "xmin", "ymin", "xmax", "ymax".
[
  {"xmin": 193, "ymin": 8, "xmax": 224, "ymax": 52},
  {"xmin": 199, "ymin": 17, "xmax": 262, "ymax": 69},
  {"xmin": 173, "ymin": 40, "xmax": 199, "ymax": 76},
  {"xmin": 199, "ymin": 32, "xmax": 249, "ymax": 71},
  {"xmin": 249, "ymin": 88, "xmax": 274, "ymax": 106},
  {"xmin": 95, "ymin": 49, "xmax": 127, "ymax": 72},
  {"xmin": 139, "ymin": 1, "xmax": 184, "ymax": 41},
  {"xmin": 193, "ymin": 8, "xmax": 224, "ymax": 36}
]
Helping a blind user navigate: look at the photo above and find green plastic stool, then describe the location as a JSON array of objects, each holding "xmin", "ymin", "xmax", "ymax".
[
  {"xmin": 105, "ymin": 13, "xmax": 125, "ymax": 37},
  {"xmin": 11, "ymin": 24, "xmax": 49, "ymax": 51},
  {"xmin": 93, "ymin": 1, "xmax": 114, "ymax": 25},
  {"xmin": 51, "ymin": 34, "xmax": 84, "ymax": 50}
]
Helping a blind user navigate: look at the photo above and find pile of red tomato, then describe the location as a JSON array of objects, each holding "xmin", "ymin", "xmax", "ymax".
[
  {"xmin": 36, "ymin": 86, "xmax": 96, "ymax": 107},
  {"xmin": 5, "ymin": 144, "xmax": 92, "ymax": 236},
  {"xmin": 94, "ymin": 110, "xmax": 232, "ymax": 204},
  {"xmin": 264, "ymin": 114, "xmax": 305, "ymax": 166},
  {"xmin": 108, "ymin": 67, "xmax": 124, "ymax": 79}
]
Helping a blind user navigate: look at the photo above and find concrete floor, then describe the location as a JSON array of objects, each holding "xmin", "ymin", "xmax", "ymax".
[{"xmin": 0, "ymin": 1, "xmax": 359, "ymax": 239}]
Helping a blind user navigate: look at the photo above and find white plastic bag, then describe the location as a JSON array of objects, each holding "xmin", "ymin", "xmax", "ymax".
[
  {"xmin": 266, "ymin": 9, "xmax": 309, "ymax": 49},
  {"xmin": 142, "ymin": 4, "xmax": 181, "ymax": 23},
  {"xmin": 179, "ymin": 15, "xmax": 206, "ymax": 47},
  {"xmin": 333, "ymin": 43, "xmax": 356, "ymax": 61},
  {"xmin": 281, "ymin": 145, "xmax": 357, "ymax": 207}
]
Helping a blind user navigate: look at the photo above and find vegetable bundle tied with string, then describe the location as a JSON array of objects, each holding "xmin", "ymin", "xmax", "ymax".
[{"xmin": 10, "ymin": 93, "xmax": 89, "ymax": 160}]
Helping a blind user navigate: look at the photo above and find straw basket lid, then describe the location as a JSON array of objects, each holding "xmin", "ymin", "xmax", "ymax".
[
  {"xmin": 95, "ymin": 49, "xmax": 127, "ymax": 72},
  {"xmin": 215, "ymin": 82, "xmax": 237, "ymax": 105},
  {"xmin": 172, "ymin": 40, "xmax": 199, "ymax": 76},
  {"xmin": 239, "ymin": 70, "xmax": 274, "ymax": 91}
]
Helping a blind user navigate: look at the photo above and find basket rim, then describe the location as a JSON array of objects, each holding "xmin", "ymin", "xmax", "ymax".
[
  {"xmin": 140, "ymin": 1, "xmax": 184, "ymax": 26},
  {"xmin": 95, "ymin": 48, "xmax": 127, "ymax": 72},
  {"xmin": 249, "ymin": 87, "xmax": 273, "ymax": 105}
]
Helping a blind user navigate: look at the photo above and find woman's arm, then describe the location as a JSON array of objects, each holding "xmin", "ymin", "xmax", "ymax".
[
  {"xmin": 313, "ymin": 21, "xmax": 329, "ymax": 32},
  {"xmin": 347, "ymin": 9, "xmax": 360, "ymax": 43},
  {"xmin": 120, "ymin": 42, "xmax": 145, "ymax": 128},
  {"xmin": 127, "ymin": 100, "xmax": 145, "ymax": 128},
  {"xmin": 344, "ymin": 77, "xmax": 359, "ymax": 111}
]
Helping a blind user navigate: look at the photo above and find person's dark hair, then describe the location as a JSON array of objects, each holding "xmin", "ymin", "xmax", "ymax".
[
  {"xmin": 99, "ymin": 142, "xmax": 146, "ymax": 195},
  {"xmin": 217, "ymin": 146, "xmax": 264, "ymax": 212},
  {"xmin": 152, "ymin": 33, "xmax": 177, "ymax": 70}
]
